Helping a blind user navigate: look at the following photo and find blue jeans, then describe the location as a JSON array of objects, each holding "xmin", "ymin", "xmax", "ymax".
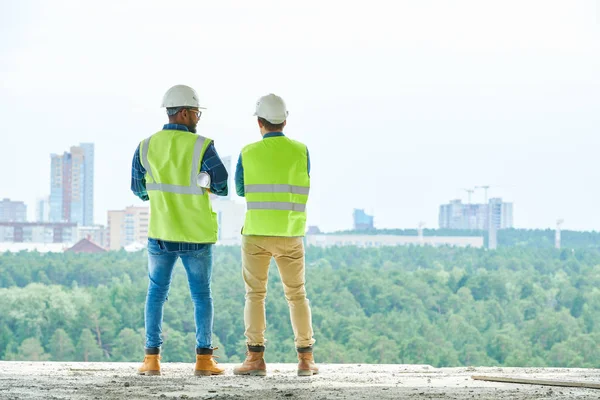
[{"xmin": 145, "ymin": 238, "xmax": 214, "ymax": 350}]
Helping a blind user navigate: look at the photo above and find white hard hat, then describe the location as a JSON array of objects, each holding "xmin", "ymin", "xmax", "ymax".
[
  {"xmin": 161, "ymin": 85, "xmax": 206, "ymax": 109},
  {"xmin": 254, "ymin": 93, "xmax": 288, "ymax": 124}
]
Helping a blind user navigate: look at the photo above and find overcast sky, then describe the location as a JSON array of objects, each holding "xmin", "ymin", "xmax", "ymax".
[{"xmin": 1, "ymin": 0, "xmax": 598, "ymax": 231}]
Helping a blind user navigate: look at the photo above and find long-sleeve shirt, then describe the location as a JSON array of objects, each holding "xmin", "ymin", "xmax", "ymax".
[
  {"xmin": 130, "ymin": 123, "xmax": 228, "ymax": 250},
  {"xmin": 234, "ymin": 132, "xmax": 310, "ymax": 197},
  {"xmin": 131, "ymin": 123, "xmax": 228, "ymax": 200}
]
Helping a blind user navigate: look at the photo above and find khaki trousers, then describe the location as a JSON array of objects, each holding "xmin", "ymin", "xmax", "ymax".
[{"xmin": 241, "ymin": 235, "xmax": 315, "ymax": 349}]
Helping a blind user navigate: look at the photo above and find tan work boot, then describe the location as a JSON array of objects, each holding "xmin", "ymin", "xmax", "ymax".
[
  {"xmin": 138, "ymin": 354, "xmax": 161, "ymax": 376},
  {"xmin": 194, "ymin": 348, "xmax": 225, "ymax": 376},
  {"xmin": 297, "ymin": 350, "xmax": 318, "ymax": 376},
  {"xmin": 233, "ymin": 345, "xmax": 267, "ymax": 376}
]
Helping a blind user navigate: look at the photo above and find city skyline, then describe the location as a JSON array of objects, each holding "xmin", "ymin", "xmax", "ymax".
[
  {"xmin": 0, "ymin": 142, "xmax": 576, "ymax": 234},
  {"xmin": 1, "ymin": 2, "xmax": 598, "ymax": 232},
  {"xmin": 0, "ymin": 141, "xmax": 534, "ymax": 232},
  {"xmin": 6, "ymin": 144, "xmax": 540, "ymax": 231}
]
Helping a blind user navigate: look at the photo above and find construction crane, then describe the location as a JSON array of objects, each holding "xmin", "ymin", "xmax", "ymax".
[
  {"xmin": 462, "ymin": 188, "xmax": 475, "ymax": 204},
  {"xmin": 475, "ymin": 185, "xmax": 491, "ymax": 204}
]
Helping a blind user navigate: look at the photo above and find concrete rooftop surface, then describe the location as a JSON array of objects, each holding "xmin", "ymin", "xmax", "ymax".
[{"xmin": 1, "ymin": 362, "xmax": 599, "ymax": 399}]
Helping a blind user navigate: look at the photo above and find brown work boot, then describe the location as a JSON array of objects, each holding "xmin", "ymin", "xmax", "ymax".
[
  {"xmin": 138, "ymin": 354, "xmax": 161, "ymax": 376},
  {"xmin": 297, "ymin": 348, "xmax": 318, "ymax": 376},
  {"xmin": 233, "ymin": 345, "xmax": 267, "ymax": 376},
  {"xmin": 194, "ymin": 347, "xmax": 225, "ymax": 376}
]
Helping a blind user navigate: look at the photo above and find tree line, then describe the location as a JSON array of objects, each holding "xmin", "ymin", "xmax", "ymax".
[{"xmin": 1, "ymin": 244, "xmax": 600, "ymax": 367}]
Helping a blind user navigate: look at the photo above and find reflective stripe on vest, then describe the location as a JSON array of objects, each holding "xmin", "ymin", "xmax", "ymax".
[
  {"xmin": 246, "ymin": 202, "xmax": 306, "ymax": 212},
  {"xmin": 244, "ymin": 184, "xmax": 308, "ymax": 212},
  {"xmin": 141, "ymin": 135, "xmax": 206, "ymax": 195},
  {"xmin": 244, "ymin": 184, "xmax": 310, "ymax": 195}
]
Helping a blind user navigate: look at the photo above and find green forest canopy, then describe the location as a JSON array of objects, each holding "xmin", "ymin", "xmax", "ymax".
[{"xmin": 1, "ymin": 243, "xmax": 600, "ymax": 368}]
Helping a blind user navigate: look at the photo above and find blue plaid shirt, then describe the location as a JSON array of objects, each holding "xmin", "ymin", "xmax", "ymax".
[
  {"xmin": 235, "ymin": 132, "xmax": 310, "ymax": 197},
  {"xmin": 131, "ymin": 124, "xmax": 228, "ymax": 249}
]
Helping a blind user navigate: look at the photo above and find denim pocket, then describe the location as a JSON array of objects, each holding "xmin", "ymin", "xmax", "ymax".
[
  {"xmin": 147, "ymin": 239, "xmax": 165, "ymax": 256},
  {"xmin": 189, "ymin": 245, "xmax": 212, "ymax": 259}
]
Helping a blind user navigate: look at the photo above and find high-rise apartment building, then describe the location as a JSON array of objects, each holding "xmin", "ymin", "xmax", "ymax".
[
  {"xmin": 0, "ymin": 199, "xmax": 27, "ymax": 222},
  {"xmin": 107, "ymin": 206, "xmax": 149, "ymax": 250},
  {"xmin": 80, "ymin": 143, "xmax": 95, "ymax": 226},
  {"xmin": 205, "ymin": 155, "xmax": 247, "ymax": 244},
  {"xmin": 36, "ymin": 196, "xmax": 50, "ymax": 222},
  {"xmin": 49, "ymin": 143, "xmax": 94, "ymax": 226},
  {"xmin": 488, "ymin": 198, "xmax": 513, "ymax": 230},
  {"xmin": 353, "ymin": 209, "xmax": 374, "ymax": 230},
  {"xmin": 439, "ymin": 198, "xmax": 513, "ymax": 230},
  {"xmin": 212, "ymin": 199, "xmax": 245, "ymax": 244}
]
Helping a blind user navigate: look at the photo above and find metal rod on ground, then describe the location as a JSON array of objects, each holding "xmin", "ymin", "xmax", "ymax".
[{"xmin": 472, "ymin": 375, "xmax": 600, "ymax": 390}]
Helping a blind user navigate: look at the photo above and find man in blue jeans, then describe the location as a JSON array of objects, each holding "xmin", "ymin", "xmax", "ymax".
[{"xmin": 131, "ymin": 85, "xmax": 228, "ymax": 376}]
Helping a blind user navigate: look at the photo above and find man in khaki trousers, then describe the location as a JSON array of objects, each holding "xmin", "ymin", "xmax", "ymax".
[{"xmin": 233, "ymin": 94, "xmax": 318, "ymax": 377}]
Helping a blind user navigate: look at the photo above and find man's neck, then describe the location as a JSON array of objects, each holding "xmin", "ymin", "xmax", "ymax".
[{"xmin": 261, "ymin": 130, "xmax": 282, "ymax": 137}]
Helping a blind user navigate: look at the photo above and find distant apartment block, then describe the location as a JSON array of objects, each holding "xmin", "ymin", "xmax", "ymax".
[
  {"xmin": 439, "ymin": 198, "xmax": 513, "ymax": 230},
  {"xmin": 306, "ymin": 234, "xmax": 484, "ymax": 248},
  {"xmin": 36, "ymin": 196, "xmax": 50, "ymax": 222},
  {"xmin": 0, "ymin": 198, "xmax": 27, "ymax": 222},
  {"xmin": 205, "ymin": 155, "xmax": 246, "ymax": 245},
  {"xmin": 489, "ymin": 198, "xmax": 513, "ymax": 231},
  {"xmin": 77, "ymin": 225, "xmax": 108, "ymax": 249},
  {"xmin": 353, "ymin": 209, "xmax": 374, "ymax": 230},
  {"xmin": 212, "ymin": 199, "xmax": 245, "ymax": 245},
  {"xmin": 107, "ymin": 206, "xmax": 149, "ymax": 250},
  {"xmin": 0, "ymin": 222, "xmax": 77, "ymax": 243},
  {"xmin": 80, "ymin": 143, "xmax": 95, "ymax": 226},
  {"xmin": 49, "ymin": 143, "xmax": 94, "ymax": 226}
]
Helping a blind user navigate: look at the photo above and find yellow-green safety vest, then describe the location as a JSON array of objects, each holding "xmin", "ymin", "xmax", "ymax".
[
  {"xmin": 241, "ymin": 136, "xmax": 310, "ymax": 237},
  {"xmin": 139, "ymin": 130, "xmax": 218, "ymax": 243}
]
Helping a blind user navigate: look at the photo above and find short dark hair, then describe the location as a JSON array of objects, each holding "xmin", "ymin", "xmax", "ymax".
[
  {"xmin": 167, "ymin": 106, "xmax": 197, "ymax": 117},
  {"xmin": 258, "ymin": 117, "xmax": 285, "ymax": 132},
  {"xmin": 166, "ymin": 107, "xmax": 184, "ymax": 116}
]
